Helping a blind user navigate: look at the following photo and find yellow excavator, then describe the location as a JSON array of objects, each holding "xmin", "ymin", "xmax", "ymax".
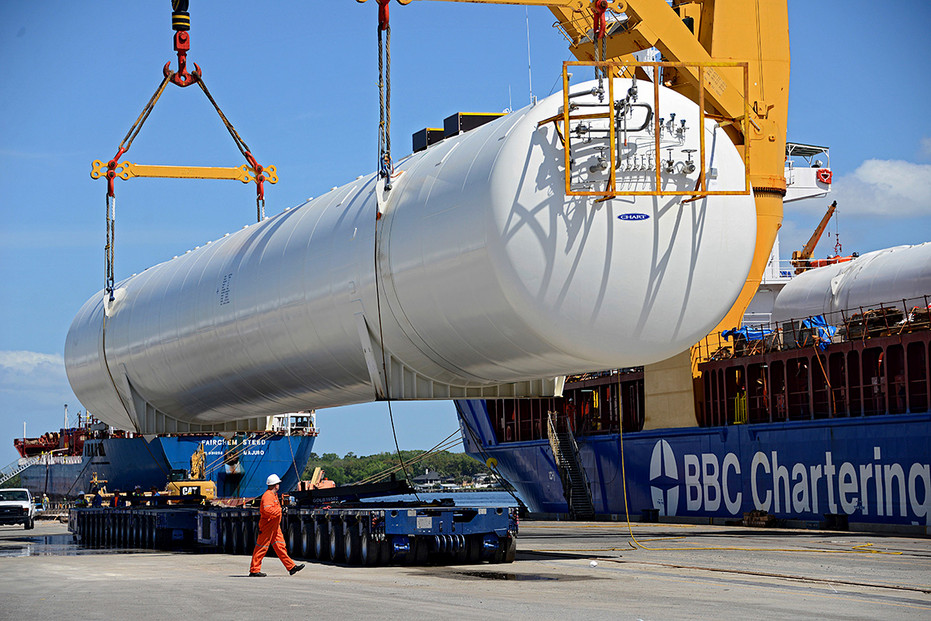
[{"xmin": 164, "ymin": 442, "xmax": 217, "ymax": 500}]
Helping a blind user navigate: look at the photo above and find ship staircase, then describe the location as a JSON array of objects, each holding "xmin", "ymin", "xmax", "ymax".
[
  {"xmin": 546, "ymin": 412, "xmax": 595, "ymax": 519},
  {"xmin": 0, "ymin": 456, "xmax": 41, "ymax": 487}
]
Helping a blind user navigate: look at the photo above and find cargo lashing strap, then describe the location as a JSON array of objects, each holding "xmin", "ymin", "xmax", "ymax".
[{"xmin": 91, "ymin": 1, "xmax": 275, "ymax": 300}]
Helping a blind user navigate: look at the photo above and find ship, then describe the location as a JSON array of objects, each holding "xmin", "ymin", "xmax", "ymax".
[
  {"xmin": 7, "ymin": 412, "xmax": 317, "ymax": 499},
  {"xmin": 457, "ymin": 236, "xmax": 931, "ymax": 531},
  {"xmin": 456, "ymin": 145, "xmax": 931, "ymax": 531}
]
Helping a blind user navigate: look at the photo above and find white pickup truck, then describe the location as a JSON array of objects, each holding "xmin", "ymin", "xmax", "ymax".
[{"xmin": 0, "ymin": 488, "xmax": 35, "ymax": 529}]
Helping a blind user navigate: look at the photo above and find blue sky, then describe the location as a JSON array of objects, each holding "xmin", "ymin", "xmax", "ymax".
[{"xmin": 1, "ymin": 1, "xmax": 929, "ymax": 466}]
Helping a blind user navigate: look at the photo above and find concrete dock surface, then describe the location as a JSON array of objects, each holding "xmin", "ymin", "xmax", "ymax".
[{"xmin": 1, "ymin": 520, "xmax": 928, "ymax": 620}]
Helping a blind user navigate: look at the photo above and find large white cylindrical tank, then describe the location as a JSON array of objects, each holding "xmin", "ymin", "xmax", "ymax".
[
  {"xmin": 66, "ymin": 79, "xmax": 757, "ymax": 431},
  {"xmin": 772, "ymin": 242, "xmax": 931, "ymax": 323}
]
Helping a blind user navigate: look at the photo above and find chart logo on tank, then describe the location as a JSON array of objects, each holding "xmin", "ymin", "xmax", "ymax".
[
  {"xmin": 617, "ymin": 213, "xmax": 650, "ymax": 221},
  {"xmin": 649, "ymin": 440, "xmax": 679, "ymax": 516}
]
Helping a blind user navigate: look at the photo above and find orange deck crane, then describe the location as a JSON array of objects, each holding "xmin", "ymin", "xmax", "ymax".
[{"xmin": 791, "ymin": 200, "xmax": 838, "ymax": 274}]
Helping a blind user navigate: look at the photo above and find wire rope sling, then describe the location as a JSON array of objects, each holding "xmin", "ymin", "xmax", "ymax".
[{"xmin": 90, "ymin": 0, "xmax": 277, "ymax": 301}]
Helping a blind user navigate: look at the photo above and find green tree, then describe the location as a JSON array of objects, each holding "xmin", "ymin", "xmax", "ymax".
[{"xmin": 302, "ymin": 450, "xmax": 489, "ymax": 485}]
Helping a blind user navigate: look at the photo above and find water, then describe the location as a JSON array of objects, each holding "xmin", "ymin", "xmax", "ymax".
[{"xmin": 0, "ymin": 533, "xmax": 152, "ymax": 558}]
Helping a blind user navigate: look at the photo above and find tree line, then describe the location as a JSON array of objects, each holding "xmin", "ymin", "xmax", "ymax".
[{"xmin": 301, "ymin": 450, "xmax": 491, "ymax": 486}]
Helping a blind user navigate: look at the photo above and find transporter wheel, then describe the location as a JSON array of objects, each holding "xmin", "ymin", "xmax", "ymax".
[
  {"xmin": 494, "ymin": 535, "xmax": 517, "ymax": 564},
  {"xmin": 343, "ymin": 522, "xmax": 361, "ymax": 566},
  {"xmin": 24, "ymin": 516, "xmax": 34, "ymax": 530},
  {"xmin": 360, "ymin": 531, "xmax": 380, "ymax": 566},
  {"xmin": 232, "ymin": 519, "xmax": 243, "ymax": 555},
  {"xmin": 328, "ymin": 518, "xmax": 344, "ymax": 563},
  {"xmin": 223, "ymin": 519, "xmax": 235, "ymax": 554},
  {"xmin": 315, "ymin": 521, "xmax": 329, "ymax": 561},
  {"xmin": 410, "ymin": 537, "xmax": 429, "ymax": 565},
  {"xmin": 465, "ymin": 535, "xmax": 482, "ymax": 564},
  {"xmin": 301, "ymin": 521, "xmax": 315, "ymax": 560},
  {"xmin": 90, "ymin": 513, "xmax": 103, "ymax": 548},
  {"xmin": 242, "ymin": 520, "xmax": 254, "ymax": 555},
  {"xmin": 287, "ymin": 521, "xmax": 301, "ymax": 558},
  {"xmin": 147, "ymin": 517, "xmax": 156, "ymax": 549}
]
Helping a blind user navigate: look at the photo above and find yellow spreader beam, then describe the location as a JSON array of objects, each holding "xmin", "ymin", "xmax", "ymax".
[{"xmin": 91, "ymin": 160, "xmax": 278, "ymax": 185}]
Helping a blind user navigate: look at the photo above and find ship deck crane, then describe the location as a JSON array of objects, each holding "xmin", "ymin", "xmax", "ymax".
[{"xmin": 791, "ymin": 200, "xmax": 838, "ymax": 274}]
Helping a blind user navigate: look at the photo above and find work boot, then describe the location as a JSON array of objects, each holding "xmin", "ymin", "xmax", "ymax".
[
  {"xmin": 249, "ymin": 572, "xmax": 266, "ymax": 577},
  {"xmin": 289, "ymin": 564, "xmax": 305, "ymax": 576}
]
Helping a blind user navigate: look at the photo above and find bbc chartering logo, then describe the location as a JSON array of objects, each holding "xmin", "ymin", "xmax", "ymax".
[
  {"xmin": 649, "ymin": 440, "xmax": 679, "ymax": 516},
  {"xmin": 645, "ymin": 439, "xmax": 931, "ymax": 524}
]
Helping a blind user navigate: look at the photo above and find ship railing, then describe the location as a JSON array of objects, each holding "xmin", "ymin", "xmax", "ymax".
[
  {"xmin": 760, "ymin": 258, "xmax": 795, "ymax": 282},
  {"xmin": 0, "ymin": 455, "xmax": 42, "ymax": 486},
  {"xmin": 694, "ymin": 293, "xmax": 931, "ymax": 364}
]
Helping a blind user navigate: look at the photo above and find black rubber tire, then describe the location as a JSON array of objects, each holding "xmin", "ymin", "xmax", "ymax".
[
  {"xmin": 329, "ymin": 518, "xmax": 344, "ymax": 563},
  {"xmin": 24, "ymin": 517, "xmax": 34, "ymax": 530},
  {"xmin": 233, "ymin": 519, "xmax": 244, "ymax": 555},
  {"xmin": 93, "ymin": 514, "xmax": 101, "ymax": 547},
  {"xmin": 242, "ymin": 521, "xmax": 254, "ymax": 555},
  {"xmin": 218, "ymin": 520, "xmax": 227, "ymax": 553},
  {"xmin": 360, "ymin": 531, "xmax": 380, "ymax": 566},
  {"xmin": 301, "ymin": 521, "xmax": 315, "ymax": 560},
  {"xmin": 493, "ymin": 535, "xmax": 517, "ymax": 564},
  {"xmin": 287, "ymin": 521, "xmax": 301, "ymax": 558},
  {"xmin": 315, "ymin": 521, "xmax": 329, "ymax": 561},
  {"xmin": 411, "ymin": 538, "xmax": 429, "ymax": 565},
  {"xmin": 503, "ymin": 535, "xmax": 517, "ymax": 563},
  {"xmin": 343, "ymin": 522, "xmax": 361, "ymax": 565},
  {"xmin": 146, "ymin": 517, "xmax": 156, "ymax": 549}
]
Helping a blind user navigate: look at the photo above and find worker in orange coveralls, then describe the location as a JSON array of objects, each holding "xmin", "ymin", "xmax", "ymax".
[{"xmin": 249, "ymin": 474, "xmax": 305, "ymax": 577}]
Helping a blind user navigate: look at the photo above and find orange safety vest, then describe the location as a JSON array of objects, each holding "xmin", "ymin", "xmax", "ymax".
[{"xmin": 258, "ymin": 489, "xmax": 281, "ymax": 531}]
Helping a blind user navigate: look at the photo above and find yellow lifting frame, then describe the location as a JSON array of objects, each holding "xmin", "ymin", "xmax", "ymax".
[
  {"xmin": 91, "ymin": 160, "xmax": 278, "ymax": 185},
  {"xmin": 556, "ymin": 59, "xmax": 750, "ymax": 199}
]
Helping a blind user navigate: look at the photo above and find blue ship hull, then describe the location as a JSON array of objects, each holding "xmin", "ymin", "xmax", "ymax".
[
  {"xmin": 458, "ymin": 401, "xmax": 931, "ymax": 529},
  {"xmin": 20, "ymin": 433, "xmax": 315, "ymax": 499}
]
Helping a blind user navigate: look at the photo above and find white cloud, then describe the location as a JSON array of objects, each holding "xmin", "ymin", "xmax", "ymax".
[
  {"xmin": 0, "ymin": 350, "xmax": 64, "ymax": 374},
  {"xmin": 813, "ymin": 159, "xmax": 931, "ymax": 217}
]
